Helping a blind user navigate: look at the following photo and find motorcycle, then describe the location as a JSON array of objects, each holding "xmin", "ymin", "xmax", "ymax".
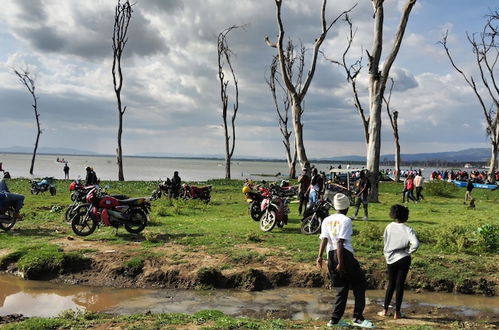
[
  {"xmin": 243, "ymin": 185, "xmax": 270, "ymax": 221},
  {"xmin": 0, "ymin": 202, "xmax": 17, "ymax": 231},
  {"xmin": 65, "ymin": 180, "xmax": 129, "ymax": 223},
  {"xmin": 151, "ymin": 179, "xmax": 173, "ymax": 200},
  {"xmin": 259, "ymin": 190, "xmax": 290, "ymax": 232},
  {"xmin": 300, "ymin": 198, "xmax": 333, "ymax": 235},
  {"xmin": 71, "ymin": 186, "xmax": 151, "ymax": 236},
  {"xmin": 180, "ymin": 184, "xmax": 212, "ymax": 203},
  {"xmin": 30, "ymin": 177, "xmax": 56, "ymax": 196}
]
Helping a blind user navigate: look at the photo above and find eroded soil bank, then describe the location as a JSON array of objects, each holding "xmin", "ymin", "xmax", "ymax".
[{"xmin": 1, "ymin": 237, "xmax": 496, "ymax": 296}]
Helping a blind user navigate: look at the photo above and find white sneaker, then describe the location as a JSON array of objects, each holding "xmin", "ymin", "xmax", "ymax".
[
  {"xmin": 363, "ymin": 217, "xmax": 368, "ymax": 221},
  {"xmin": 327, "ymin": 320, "xmax": 350, "ymax": 327},
  {"xmin": 351, "ymin": 216, "xmax": 357, "ymax": 220}
]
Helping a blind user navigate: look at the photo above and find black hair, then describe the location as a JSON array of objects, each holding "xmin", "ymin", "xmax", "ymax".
[{"xmin": 389, "ymin": 204, "xmax": 409, "ymax": 223}]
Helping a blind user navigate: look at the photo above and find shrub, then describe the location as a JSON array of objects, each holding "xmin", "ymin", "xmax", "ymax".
[
  {"xmin": 476, "ymin": 224, "xmax": 499, "ymax": 253},
  {"xmin": 425, "ymin": 181, "xmax": 459, "ymax": 197}
]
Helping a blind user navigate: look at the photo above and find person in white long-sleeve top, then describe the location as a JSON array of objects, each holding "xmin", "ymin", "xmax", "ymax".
[{"xmin": 378, "ymin": 204, "xmax": 419, "ymax": 319}]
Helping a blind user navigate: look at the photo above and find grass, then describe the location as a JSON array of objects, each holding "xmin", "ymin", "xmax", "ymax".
[{"xmin": 0, "ymin": 178, "xmax": 498, "ymax": 292}]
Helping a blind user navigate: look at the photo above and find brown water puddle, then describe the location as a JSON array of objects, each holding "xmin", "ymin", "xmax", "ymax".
[{"xmin": 0, "ymin": 274, "xmax": 497, "ymax": 320}]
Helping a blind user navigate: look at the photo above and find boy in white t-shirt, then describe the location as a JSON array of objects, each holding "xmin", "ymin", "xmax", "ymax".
[{"xmin": 316, "ymin": 193, "xmax": 374, "ymax": 328}]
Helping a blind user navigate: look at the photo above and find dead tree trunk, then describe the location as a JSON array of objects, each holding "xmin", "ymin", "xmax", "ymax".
[
  {"xmin": 324, "ymin": 14, "xmax": 369, "ymax": 144},
  {"xmin": 366, "ymin": 0, "xmax": 416, "ymax": 202},
  {"xmin": 112, "ymin": 0, "xmax": 133, "ymax": 181},
  {"xmin": 218, "ymin": 26, "xmax": 241, "ymax": 180},
  {"xmin": 440, "ymin": 13, "xmax": 499, "ymax": 183},
  {"xmin": 266, "ymin": 0, "xmax": 354, "ymax": 172},
  {"xmin": 14, "ymin": 68, "xmax": 40, "ymax": 175},
  {"xmin": 384, "ymin": 78, "xmax": 401, "ymax": 182},
  {"xmin": 266, "ymin": 41, "xmax": 305, "ymax": 179}
]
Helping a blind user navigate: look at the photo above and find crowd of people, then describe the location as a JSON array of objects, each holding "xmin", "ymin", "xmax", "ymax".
[{"xmin": 429, "ymin": 169, "xmax": 499, "ymax": 183}]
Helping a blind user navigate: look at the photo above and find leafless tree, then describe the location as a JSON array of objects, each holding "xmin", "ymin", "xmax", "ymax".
[
  {"xmin": 112, "ymin": 0, "xmax": 133, "ymax": 181},
  {"xmin": 265, "ymin": 40, "xmax": 306, "ymax": 179},
  {"xmin": 384, "ymin": 78, "xmax": 401, "ymax": 182},
  {"xmin": 266, "ymin": 0, "xmax": 355, "ymax": 172},
  {"xmin": 323, "ymin": 14, "xmax": 369, "ymax": 144},
  {"xmin": 218, "ymin": 26, "xmax": 242, "ymax": 180},
  {"xmin": 14, "ymin": 67, "xmax": 40, "ymax": 175},
  {"xmin": 439, "ymin": 13, "xmax": 499, "ymax": 183},
  {"xmin": 365, "ymin": 0, "xmax": 417, "ymax": 201}
]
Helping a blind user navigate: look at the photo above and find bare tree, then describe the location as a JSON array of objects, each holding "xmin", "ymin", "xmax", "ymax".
[
  {"xmin": 266, "ymin": 0, "xmax": 354, "ymax": 172},
  {"xmin": 366, "ymin": 0, "xmax": 417, "ymax": 201},
  {"xmin": 112, "ymin": 0, "xmax": 133, "ymax": 181},
  {"xmin": 14, "ymin": 67, "xmax": 40, "ymax": 175},
  {"xmin": 439, "ymin": 13, "xmax": 499, "ymax": 183},
  {"xmin": 384, "ymin": 78, "xmax": 401, "ymax": 182},
  {"xmin": 218, "ymin": 26, "xmax": 242, "ymax": 180},
  {"xmin": 324, "ymin": 14, "xmax": 369, "ymax": 144},
  {"xmin": 266, "ymin": 40, "xmax": 306, "ymax": 179}
]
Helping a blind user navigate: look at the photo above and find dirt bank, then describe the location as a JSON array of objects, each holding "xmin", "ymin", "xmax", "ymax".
[{"xmin": 0, "ymin": 237, "xmax": 496, "ymax": 296}]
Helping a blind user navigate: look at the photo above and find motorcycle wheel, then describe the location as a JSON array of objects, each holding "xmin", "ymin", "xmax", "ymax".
[
  {"xmin": 64, "ymin": 204, "xmax": 88, "ymax": 223},
  {"xmin": 50, "ymin": 187, "xmax": 56, "ymax": 196},
  {"xmin": 250, "ymin": 201, "xmax": 261, "ymax": 221},
  {"xmin": 124, "ymin": 209, "xmax": 149, "ymax": 234},
  {"xmin": 301, "ymin": 214, "xmax": 322, "ymax": 235},
  {"xmin": 71, "ymin": 211, "xmax": 98, "ymax": 236},
  {"xmin": 0, "ymin": 211, "xmax": 16, "ymax": 231},
  {"xmin": 260, "ymin": 209, "xmax": 277, "ymax": 232}
]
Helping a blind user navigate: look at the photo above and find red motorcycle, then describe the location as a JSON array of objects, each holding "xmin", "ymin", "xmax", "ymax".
[
  {"xmin": 243, "ymin": 184, "xmax": 271, "ymax": 221},
  {"xmin": 259, "ymin": 185, "xmax": 290, "ymax": 232},
  {"xmin": 71, "ymin": 187, "xmax": 151, "ymax": 236},
  {"xmin": 180, "ymin": 184, "xmax": 212, "ymax": 203}
]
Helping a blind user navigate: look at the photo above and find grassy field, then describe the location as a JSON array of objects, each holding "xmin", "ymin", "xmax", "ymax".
[{"xmin": 0, "ymin": 178, "xmax": 498, "ymax": 294}]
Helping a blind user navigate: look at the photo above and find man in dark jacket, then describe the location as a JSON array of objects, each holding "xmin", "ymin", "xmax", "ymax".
[
  {"xmin": 85, "ymin": 167, "xmax": 99, "ymax": 186},
  {"xmin": 171, "ymin": 171, "xmax": 182, "ymax": 198}
]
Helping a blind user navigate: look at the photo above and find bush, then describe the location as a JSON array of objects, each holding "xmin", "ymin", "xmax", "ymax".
[
  {"xmin": 476, "ymin": 224, "xmax": 499, "ymax": 253},
  {"xmin": 425, "ymin": 181, "xmax": 459, "ymax": 197}
]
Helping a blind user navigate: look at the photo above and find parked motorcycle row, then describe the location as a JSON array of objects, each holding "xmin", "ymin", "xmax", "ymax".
[{"xmin": 243, "ymin": 181, "xmax": 352, "ymax": 234}]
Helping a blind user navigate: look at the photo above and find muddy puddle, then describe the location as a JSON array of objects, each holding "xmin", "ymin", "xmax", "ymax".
[{"xmin": 1, "ymin": 274, "xmax": 497, "ymax": 320}]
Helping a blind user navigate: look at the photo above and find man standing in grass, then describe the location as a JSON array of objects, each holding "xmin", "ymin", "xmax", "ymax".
[{"xmin": 316, "ymin": 193, "xmax": 374, "ymax": 328}]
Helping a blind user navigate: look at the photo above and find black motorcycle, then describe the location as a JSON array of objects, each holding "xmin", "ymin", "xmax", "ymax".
[
  {"xmin": 151, "ymin": 179, "xmax": 173, "ymax": 200},
  {"xmin": 0, "ymin": 202, "xmax": 17, "ymax": 231},
  {"xmin": 300, "ymin": 199, "xmax": 333, "ymax": 235},
  {"xmin": 30, "ymin": 177, "xmax": 56, "ymax": 196}
]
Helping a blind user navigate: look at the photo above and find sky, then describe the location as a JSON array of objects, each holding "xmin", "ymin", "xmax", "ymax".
[{"xmin": 0, "ymin": 0, "xmax": 497, "ymax": 159}]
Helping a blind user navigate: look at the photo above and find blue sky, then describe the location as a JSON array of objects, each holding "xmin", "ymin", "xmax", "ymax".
[{"xmin": 0, "ymin": 0, "xmax": 497, "ymax": 158}]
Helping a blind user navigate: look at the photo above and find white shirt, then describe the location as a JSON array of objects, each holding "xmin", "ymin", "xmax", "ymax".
[
  {"xmin": 383, "ymin": 222, "xmax": 419, "ymax": 264},
  {"xmin": 320, "ymin": 213, "xmax": 354, "ymax": 254}
]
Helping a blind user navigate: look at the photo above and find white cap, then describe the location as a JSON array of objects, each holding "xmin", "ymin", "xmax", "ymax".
[{"xmin": 333, "ymin": 193, "xmax": 350, "ymax": 211}]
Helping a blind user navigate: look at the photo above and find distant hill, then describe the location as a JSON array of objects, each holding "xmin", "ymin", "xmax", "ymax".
[
  {"xmin": 319, "ymin": 148, "xmax": 491, "ymax": 163},
  {"xmin": 0, "ymin": 146, "xmax": 99, "ymax": 155}
]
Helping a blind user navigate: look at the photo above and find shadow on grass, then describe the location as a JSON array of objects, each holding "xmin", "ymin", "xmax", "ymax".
[
  {"xmin": 111, "ymin": 232, "xmax": 204, "ymax": 243},
  {"xmin": 8, "ymin": 227, "xmax": 61, "ymax": 238}
]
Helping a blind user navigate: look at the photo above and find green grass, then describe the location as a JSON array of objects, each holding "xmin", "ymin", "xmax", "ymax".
[{"xmin": 1, "ymin": 178, "xmax": 498, "ymax": 292}]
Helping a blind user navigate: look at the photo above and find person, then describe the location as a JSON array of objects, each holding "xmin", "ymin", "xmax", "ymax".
[
  {"xmin": 414, "ymin": 171, "xmax": 424, "ymax": 201},
  {"xmin": 316, "ymin": 193, "xmax": 374, "ymax": 328},
  {"xmin": 85, "ymin": 167, "xmax": 98, "ymax": 186},
  {"xmin": 63, "ymin": 163, "xmax": 70, "ymax": 180},
  {"xmin": 297, "ymin": 168, "xmax": 311, "ymax": 215},
  {"xmin": 403, "ymin": 174, "xmax": 416, "ymax": 203},
  {"xmin": 378, "ymin": 204, "xmax": 419, "ymax": 319},
  {"xmin": 308, "ymin": 168, "xmax": 323, "ymax": 205},
  {"xmin": 352, "ymin": 170, "xmax": 370, "ymax": 220},
  {"xmin": 0, "ymin": 176, "xmax": 24, "ymax": 220},
  {"xmin": 171, "ymin": 171, "xmax": 182, "ymax": 198},
  {"xmin": 464, "ymin": 179, "xmax": 474, "ymax": 204}
]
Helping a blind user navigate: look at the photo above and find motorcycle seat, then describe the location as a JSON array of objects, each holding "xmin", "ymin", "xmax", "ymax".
[{"xmin": 119, "ymin": 197, "xmax": 147, "ymax": 205}]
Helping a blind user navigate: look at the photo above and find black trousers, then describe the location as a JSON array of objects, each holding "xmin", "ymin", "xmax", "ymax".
[
  {"xmin": 415, "ymin": 187, "xmax": 424, "ymax": 200},
  {"xmin": 327, "ymin": 249, "xmax": 367, "ymax": 322},
  {"xmin": 383, "ymin": 256, "xmax": 411, "ymax": 312}
]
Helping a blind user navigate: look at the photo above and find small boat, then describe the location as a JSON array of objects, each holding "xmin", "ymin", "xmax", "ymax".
[{"xmin": 452, "ymin": 180, "xmax": 497, "ymax": 190}]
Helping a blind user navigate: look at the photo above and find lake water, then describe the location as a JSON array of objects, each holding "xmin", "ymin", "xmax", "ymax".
[{"xmin": 0, "ymin": 153, "xmax": 464, "ymax": 182}]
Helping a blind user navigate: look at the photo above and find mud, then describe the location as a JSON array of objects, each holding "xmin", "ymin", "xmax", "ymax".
[{"xmin": 0, "ymin": 237, "xmax": 497, "ymax": 297}]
